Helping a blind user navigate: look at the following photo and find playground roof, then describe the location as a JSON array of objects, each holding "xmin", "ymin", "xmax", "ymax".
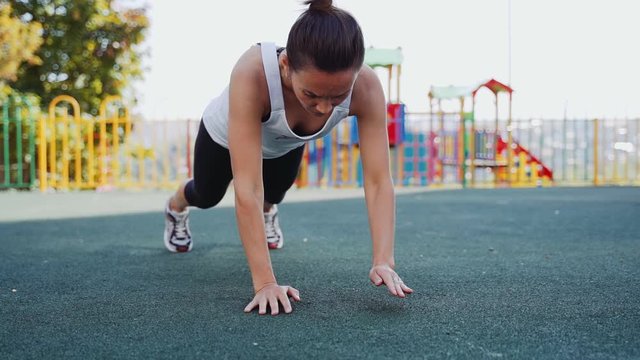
[
  {"xmin": 364, "ymin": 47, "xmax": 403, "ymax": 67},
  {"xmin": 429, "ymin": 78, "xmax": 513, "ymax": 99}
]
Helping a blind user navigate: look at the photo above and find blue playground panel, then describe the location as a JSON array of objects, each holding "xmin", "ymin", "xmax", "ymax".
[{"xmin": 402, "ymin": 132, "xmax": 428, "ymax": 186}]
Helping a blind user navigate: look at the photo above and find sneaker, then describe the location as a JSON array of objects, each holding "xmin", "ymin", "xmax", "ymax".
[
  {"xmin": 164, "ymin": 200, "xmax": 193, "ymax": 253},
  {"xmin": 264, "ymin": 205, "xmax": 284, "ymax": 249}
]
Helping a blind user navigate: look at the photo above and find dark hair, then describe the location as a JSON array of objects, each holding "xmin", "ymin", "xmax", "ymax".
[{"xmin": 286, "ymin": 0, "xmax": 365, "ymax": 72}]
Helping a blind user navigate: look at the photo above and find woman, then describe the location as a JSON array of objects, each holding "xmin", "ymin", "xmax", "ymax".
[{"xmin": 164, "ymin": 0, "xmax": 413, "ymax": 315}]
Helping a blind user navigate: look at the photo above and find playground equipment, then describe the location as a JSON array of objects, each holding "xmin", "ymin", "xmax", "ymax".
[{"xmin": 428, "ymin": 79, "xmax": 553, "ymax": 187}]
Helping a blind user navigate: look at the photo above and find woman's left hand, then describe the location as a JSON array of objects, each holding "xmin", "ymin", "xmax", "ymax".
[{"xmin": 369, "ymin": 264, "xmax": 414, "ymax": 298}]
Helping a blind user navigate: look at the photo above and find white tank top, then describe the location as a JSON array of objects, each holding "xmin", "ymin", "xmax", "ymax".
[{"xmin": 201, "ymin": 42, "xmax": 353, "ymax": 159}]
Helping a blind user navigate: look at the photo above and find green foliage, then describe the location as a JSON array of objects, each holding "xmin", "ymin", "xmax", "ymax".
[
  {"xmin": 0, "ymin": 2, "xmax": 43, "ymax": 103},
  {"xmin": 0, "ymin": 3, "xmax": 43, "ymax": 82},
  {"xmin": 8, "ymin": 0, "xmax": 148, "ymax": 115}
]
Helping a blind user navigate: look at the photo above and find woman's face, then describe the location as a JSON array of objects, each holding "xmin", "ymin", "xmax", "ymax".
[{"xmin": 288, "ymin": 65, "xmax": 358, "ymax": 117}]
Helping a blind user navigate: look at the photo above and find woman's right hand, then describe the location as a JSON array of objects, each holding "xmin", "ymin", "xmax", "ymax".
[{"xmin": 244, "ymin": 284, "xmax": 301, "ymax": 315}]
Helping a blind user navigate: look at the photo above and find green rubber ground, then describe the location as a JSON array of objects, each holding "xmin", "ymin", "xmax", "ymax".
[{"xmin": 1, "ymin": 187, "xmax": 639, "ymax": 359}]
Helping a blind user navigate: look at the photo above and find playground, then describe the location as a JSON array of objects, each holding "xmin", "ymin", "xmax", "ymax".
[
  {"xmin": 1, "ymin": 186, "xmax": 639, "ymax": 358},
  {"xmin": 2, "ymin": 3, "xmax": 640, "ymax": 358},
  {"xmin": 2, "ymin": 48, "xmax": 638, "ymax": 193}
]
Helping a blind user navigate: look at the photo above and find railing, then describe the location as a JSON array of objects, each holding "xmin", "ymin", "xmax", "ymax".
[
  {"xmin": 1, "ymin": 94, "xmax": 638, "ymax": 192},
  {"xmin": 38, "ymin": 95, "xmax": 195, "ymax": 191},
  {"xmin": 0, "ymin": 96, "xmax": 37, "ymax": 189}
]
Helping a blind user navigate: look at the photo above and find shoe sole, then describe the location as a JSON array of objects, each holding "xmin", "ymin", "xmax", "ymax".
[{"xmin": 267, "ymin": 236, "xmax": 284, "ymax": 250}]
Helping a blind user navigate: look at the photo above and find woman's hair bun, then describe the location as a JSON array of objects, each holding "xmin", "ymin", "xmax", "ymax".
[{"xmin": 304, "ymin": 0, "xmax": 333, "ymax": 12}]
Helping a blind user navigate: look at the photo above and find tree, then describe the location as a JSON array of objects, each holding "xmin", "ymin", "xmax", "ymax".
[
  {"xmin": 0, "ymin": 2, "xmax": 43, "ymax": 98},
  {"xmin": 9, "ymin": 0, "xmax": 148, "ymax": 115}
]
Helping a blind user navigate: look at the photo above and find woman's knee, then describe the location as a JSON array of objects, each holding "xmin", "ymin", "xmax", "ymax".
[{"xmin": 185, "ymin": 180, "xmax": 227, "ymax": 209}]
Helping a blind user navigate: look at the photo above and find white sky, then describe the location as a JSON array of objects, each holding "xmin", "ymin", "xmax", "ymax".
[{"xmin": 135, "ymin": 0, "xmax": 640, "ymax": 121}]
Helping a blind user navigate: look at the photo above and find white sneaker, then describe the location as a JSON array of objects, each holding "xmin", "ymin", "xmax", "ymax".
[
  {"xmin": 164, "ymin": 201, "xmax": 192, "ymax": 253},
  {"xmin": 264, "ymin": 205, "xmax": 284, "ymax": 249}
]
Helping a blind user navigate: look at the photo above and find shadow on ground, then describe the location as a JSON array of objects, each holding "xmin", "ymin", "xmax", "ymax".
[{"xmin": 1, "ymin": 187, "xmax": 639, "ymax": 359}]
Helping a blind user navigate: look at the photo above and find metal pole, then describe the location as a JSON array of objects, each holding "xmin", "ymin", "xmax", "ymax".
[
  {"xmin": 624, "ymin": 118, "xmax": 630, "ymax": 183},
  {"xmin": 550, "ymin": 120, "xmax": 556, "ymax": 183},
  {"xmin": 387, "ymin": 65, "xmax": 392, "ymax": 103},
  {"xmin": 507, "ymin": 93, "xmax": 513, "ymax": 185},
  {"xmin": 27, "ymin": 100, "xmax": 36, "ymax": 188},
  {"xmin": 593, "ymin": 119, "xmax": 599, "ymax": 186},
  {"xmin": 612, "ymin": 119, "xmax": 618, "ymax": 183},
  {"xmin": 562, "ymin": 117, "xmax": 567, "ymax": 182},
  {"xmin": 540, "ymin": 120, "xmax": 545, "ymax": 181},
  {"xmin": 459, "ymin": 97, "xmax": 466, "ymax": 187},
  {"xmin": 38, "ymin": 115, "xmax": 48, "ymax": 192},
  {"xmin": 584, "ymin": 119, "xmax": 589, "ymax": 182},
  {"xmin": 87, "ymin": 115, "xmax": 95, "ymax": 187},
  {"xmin": 15, "ymin": 103, "xmax": 23, "ymax": 186},
  {"xmin": 2, "ymin": 101, "xmax": 10, "ymax": 186},
  {"xmin": 470, "ymin": 97, "xmax": 476, "ymax": 187},
  {"xmin": 396, "ymin": 64, "xmax": 401, "ymax": 103},
  {"xmin": 439, "ymin": 99, "xmax": 444, "ymax": 185},
  {"xmin": 494, "ymin": 96, "xmax": 500, "ymax": 186},
  {"xmin": 573, "ymin": 119, "xmax": 578, "ymax": 183},
  {"xmin": 428, "ymin": 96, "xmax": 433, "ymax": 184}
]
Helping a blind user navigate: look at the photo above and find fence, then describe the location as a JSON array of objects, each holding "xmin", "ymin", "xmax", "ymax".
[
  {"xmin": 394, "ymin": 114, "xmax": 640, "ymax": 188},
  {"xmin": 1, "ymin": 94, "xmax": 639, "ymax": 192},
  {"xmin": 0, "ymin": 96, "xmax": 38, "ymax": 189},
  {"xmin": 37, "ymin": 95, "xmax": 194, "ymax": 191}
]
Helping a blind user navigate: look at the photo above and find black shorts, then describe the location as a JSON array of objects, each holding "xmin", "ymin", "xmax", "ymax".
[{"xmin": 184, "ymin": 121, "xmax": 304, "ymax": 208}]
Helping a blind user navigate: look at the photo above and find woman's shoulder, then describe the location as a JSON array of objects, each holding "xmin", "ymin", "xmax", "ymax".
[
  {"xmin": 349, "ymin": 65, "xmax": 385, "ymax": 116},
  {"xmin": 229, "ymin": 45, "xmax": 271, "ymax": 114},
  {"xmin": 231, "ymin": 45, "xmax": 264, "ymax": 80}
]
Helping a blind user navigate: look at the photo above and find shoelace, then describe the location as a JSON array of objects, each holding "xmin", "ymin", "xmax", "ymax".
[
  {"xmin": 264, "ymin": 213, "xmax": 278, "ymax": 240},
  {"xmin": 173, "ymin": 215, "xmax": 190, "ymax": 240}
]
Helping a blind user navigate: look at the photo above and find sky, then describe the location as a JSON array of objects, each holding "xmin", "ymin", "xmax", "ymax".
[{"xmin": 134, "ymin": 0, "xmax": 640, "ymax": 121}]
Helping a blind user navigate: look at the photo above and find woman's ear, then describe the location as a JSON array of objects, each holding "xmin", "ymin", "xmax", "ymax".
[{"xmin": 279, "ymin": 52, "xmax": 291, "ymax": 79}]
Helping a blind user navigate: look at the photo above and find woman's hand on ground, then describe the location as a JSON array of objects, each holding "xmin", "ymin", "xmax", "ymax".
[
  {"xmin": 369, "ymin": 264, "xmax": 414, "ymax": 298},
  {"xmin": 244, "ymin": 284, "xmax": 301, "ymax": 315}
]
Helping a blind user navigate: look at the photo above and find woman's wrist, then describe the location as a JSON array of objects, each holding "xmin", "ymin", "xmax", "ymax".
[
  {"xmin": 253, "ymin": 278, "xmax": 277, "ymax": 293},
  {"xmin": 372, "ymin": 257, "xmax": 395, "ymax": 268}
]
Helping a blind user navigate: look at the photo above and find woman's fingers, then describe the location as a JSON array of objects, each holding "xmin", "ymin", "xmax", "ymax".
[
  {"xmin": 286, "ymin": 286, "xmax": 301, "ymax": 302},
  {"xmin": 279, "ymin": 292, "xmax": 293, "ymax": 314},
  {"xmin": 369, "ymin": 271, "xmax": 384, "ymax": 286},
  {"xmin": 268, "ymin": 296, "xmax": 280, "ymax": 316},
  {"xmin": 379, "ymin": 272, "xmax": 398, "ymax": 296},
  {"xmin": 258, "ymin": 297, "xmax": 268, "ymax": 315},
  {"xmin": 372, "ymin": 266, "xmax": 412, "ymax": 298},
  {"xmin": 245, "ymin": 285, "xmax": 300, "ymax": 315},
  {"xmin": 394, "ymin": 277, "xmax": 406, "ymax": 298},
  {"xmin": 244, "ymin": 298, "xmax": 257, "ymax": 313},
  {"xmin": 400, "ymin": 281, "xmax": 414, "ymax": 294}
]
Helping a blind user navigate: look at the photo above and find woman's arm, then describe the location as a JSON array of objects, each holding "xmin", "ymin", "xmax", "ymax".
[
  {"xmin": 228, "ymin": 47, "xmax": 300, "ymax": 314},
  {"xmin": 352, "ymin": 66, "xmax": 413, "ymax": 298}
]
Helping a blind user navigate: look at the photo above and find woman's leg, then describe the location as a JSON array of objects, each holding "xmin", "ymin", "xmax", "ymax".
[
  {"xmin": 164, "ymin": 121, "xmax": 234, "ymax": 252},
  {"xmin": 262, "ymin": 145, "xmax": 305, "ymax": 207},
  {"xmin": 169, "ymin": 121, "xmax": 234, "ymax": 212}
]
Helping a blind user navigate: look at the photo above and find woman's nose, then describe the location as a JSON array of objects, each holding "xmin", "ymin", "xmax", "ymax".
[{"xmin": 315, "ymin": 99, "xmax": 332, "ymax": 114}]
